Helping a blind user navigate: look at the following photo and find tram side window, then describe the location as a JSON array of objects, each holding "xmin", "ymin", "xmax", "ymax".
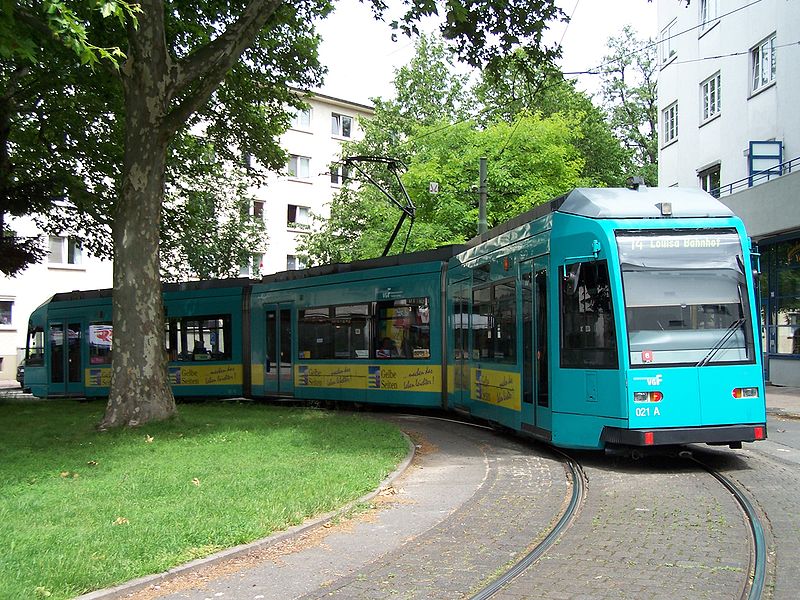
[
  {"xmin": 89, "ymin": 323, "xmax": 113, "ymax": 365},
  {"xmin": 560, "ymin": 261, "xmax": 618, "ymax": 369},
  {"xmin": 26, "ymin": 327, "xmax": 45, "ymax": 366},
  {"xmin": 334, "ymin": 305, "xmax": 370, "ymax": 359},
  {"xmin": 375, "ymin": 298, "xmax": 430, "ymax": 359},
  {"xmin": 472, "ymin": 280, "xmax": 517, "ymax": 364},
  {"xmin": 299, "ymin": 307, "xmax": 334, "ymax": 359},
  {"xmin": 167, "ymin": 316, "xmax": 231, "ymax": 361}
]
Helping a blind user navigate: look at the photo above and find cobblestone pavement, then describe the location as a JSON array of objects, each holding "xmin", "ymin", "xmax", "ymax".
[
  {"xmin": 696, "ymin": 444, "xmax": 800, "ymax": 600},
  {"xmin": 493, "ymin": 452, "xmax": 751, "ymax": 600}
]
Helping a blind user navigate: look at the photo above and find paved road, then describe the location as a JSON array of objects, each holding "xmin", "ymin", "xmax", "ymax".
[{"xmin": 494, "ymin": 452, "xmax": 751, "ymax": 600}]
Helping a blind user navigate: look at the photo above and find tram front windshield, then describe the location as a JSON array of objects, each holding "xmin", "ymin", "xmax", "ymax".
[{"xmin": 616, "ymin": 229, "xmax": 755, "ymax": 367}]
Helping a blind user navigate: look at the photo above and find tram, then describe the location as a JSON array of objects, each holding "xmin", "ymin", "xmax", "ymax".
[{"xmin": 22, "ymin": 186, "xmax": 767, "ymax": 450}]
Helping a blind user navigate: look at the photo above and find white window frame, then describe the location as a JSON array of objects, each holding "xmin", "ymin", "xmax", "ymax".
[
  {"xmin": 252, "ymin": 200, "xmax": 264, "ymax": 220},
  {"xmin": 659, "ymin": 19, "xmax": 677, "ymax": 66},
  {"xmin": 698, "ymin": 164, "xmax": 721, "ymax": 198},
  {"xmin": 287, "ymin": 204, "xmax": 311, "ymax": 230},
  {"xmin": 699, "ymin": 0, "xmax": 719, "ymax": 33},
  {"xmin": 48, "ymin": 235, "xmax": 82, "ymax": 266},
  {"xmin": 0, "ymin": 299, "xmax": 13, "ymax": 327},
  {"xmin": 287, "ymin": 255, "xmax": 305, "ymax": 271},
  {"xmin": 291, "ymin": 108, "xmax": 312, "ymax": 130},
  {"xmin": 330, "ymin": 164, "xmax": 350, "ymax": 186},
  {"xmin": 662, "ymin": 102, "xmax": 678, "ymax": 146},
  {"xmin": 700, "ymin": 72, "xmax": 721, "ymax": 123},
  {"xmin": 239, "ymin": 253, "xmax": 263, "ymax": 278},
  {"xmin": 331, "ymin": 113, "xmax": 353, "ymax": 138},
  {"xmin": 287, "ymin": 154, "xmax": 310, "ymax": 178},
  {"xmin": 751, "ymin": 33, "xmax": 777, "ymax": 94}
]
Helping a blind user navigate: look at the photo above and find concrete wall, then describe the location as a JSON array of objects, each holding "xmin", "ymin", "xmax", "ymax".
[{"xmin": 721, "ymin": 170, "xmax": 800, "ymax": 240}]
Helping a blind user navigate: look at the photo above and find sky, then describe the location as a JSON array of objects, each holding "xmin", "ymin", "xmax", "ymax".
[{"xmin": 314, "ymin": 0, "xmax": 658, "ymax": 106}]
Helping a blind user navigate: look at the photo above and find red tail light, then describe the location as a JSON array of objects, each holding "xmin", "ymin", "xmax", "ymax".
[
  {"xmin": 643, "ymin": 431, "xmax": 654, "ymax": 445},
  {"xmin": 754, "ymin": 426, "xmax": 765, "ymax": 440}
]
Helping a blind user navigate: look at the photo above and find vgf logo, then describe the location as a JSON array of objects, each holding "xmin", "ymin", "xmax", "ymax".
[{"xmin": 634, "ymin": 374, "xmax": 663, "ymax": 386}]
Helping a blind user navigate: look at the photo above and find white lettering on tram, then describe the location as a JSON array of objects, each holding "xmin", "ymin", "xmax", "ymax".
[{"xmin": 633, "ymin": 374, "xmax": 662, "ymax": 386}]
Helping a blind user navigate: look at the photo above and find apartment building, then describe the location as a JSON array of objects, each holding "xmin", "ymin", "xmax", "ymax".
[
  {"xmin": 0, "ymin": 92, "xmax": 373, "ymax": 380},
  {"xmin": 657, "ymin": 0, "xmax": 800, "ymax": 385},
  {"xmin": 241, "ymin": 92, "xmax": 373, "ymax": 277}
]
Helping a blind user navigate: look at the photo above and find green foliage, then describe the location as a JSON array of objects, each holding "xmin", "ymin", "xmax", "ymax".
[
  {"xmin": 0, "ymin": 1, "xmax": 139, "ymax": 66},
  {"xmin": 0, "ymin": 399, "xmax": 407, "ymax": 599},
  {"xmin": 600, "ymin": 25, "xmax": 659, "ymax": 186},
  {"xmin": 160, "ymin": 136, "xmax": 268, "ymax": 281},
  {"xmin": 299, "ymin": 35, "xmax": 628, "ymax": 266}
]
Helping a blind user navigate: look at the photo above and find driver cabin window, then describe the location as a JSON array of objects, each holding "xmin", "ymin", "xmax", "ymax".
[{"xmin": 560, "ymin": 260, "xmax": 618, "ymax": 369}]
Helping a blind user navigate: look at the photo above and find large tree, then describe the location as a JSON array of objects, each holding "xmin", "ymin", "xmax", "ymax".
[
  {"xmin": 599, "ymin": 25, "xmax": 658, "ymax": 185},
  {"xmin": 5, "ymin": 0, "xmax": 566, "ymax": 428}
]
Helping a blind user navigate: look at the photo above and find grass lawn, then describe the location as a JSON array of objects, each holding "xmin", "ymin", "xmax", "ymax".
[{"xmin": 0, "ymin": 399, "xmax": 407, "ymax": 600}]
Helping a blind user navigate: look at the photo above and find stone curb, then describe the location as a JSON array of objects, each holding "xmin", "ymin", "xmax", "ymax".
[{"xmin": 75, "ymin": 433, "xmax": 417, "ymax": 600}]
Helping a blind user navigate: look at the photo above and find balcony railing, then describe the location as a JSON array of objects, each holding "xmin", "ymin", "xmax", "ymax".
[{"xmin": 712, "ymin": 155, "xmax": 800, "ymax": 198}]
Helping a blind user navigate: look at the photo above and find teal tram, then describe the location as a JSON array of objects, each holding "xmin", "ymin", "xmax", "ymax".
[{"xmin": 22, "ymin": 186, "xmax": 768, "ymax": 450}]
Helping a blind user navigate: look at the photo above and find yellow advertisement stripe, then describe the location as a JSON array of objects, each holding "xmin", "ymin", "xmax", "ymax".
[
  {"xmin": 295, "ymin": 364, "xmax": 441, "ymax": 393},
  {"xmin": 472, "ymin": 368, "xmax": 521, "ymax": 411}
]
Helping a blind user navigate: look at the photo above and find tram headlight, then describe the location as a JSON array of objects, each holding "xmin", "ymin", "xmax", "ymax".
[
  {"xmin": 732, "ymin": 387, "xmax": 759, "ymax": 399},
  {"xmin": 633, "ymin": 391, "xmax": 663, "ymax": 403}
]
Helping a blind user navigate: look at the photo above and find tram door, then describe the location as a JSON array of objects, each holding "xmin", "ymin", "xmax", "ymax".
[
  {"xmin": 521, "ymin": 257, "xmax": 551, "ymax": 437},
  {"xmin": 264, "ymin": 305, "xmax": 294, "ymax": 396},
  {"xmin": 48, "ymin": 320, "xmax": 84, "ymax": 396}
]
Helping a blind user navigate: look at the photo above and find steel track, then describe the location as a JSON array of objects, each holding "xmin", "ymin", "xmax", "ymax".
[
  {"xmin": 689, "ymin": 456, "xmax": 767, "ymax": 600},
  {"xmin": 469, "ymin": 449, "xmax": 585, "ymax": 600}
]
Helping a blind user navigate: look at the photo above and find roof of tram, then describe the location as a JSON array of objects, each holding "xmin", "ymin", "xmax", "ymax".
[{"xmin": 466, "ymin": 186, "xmax": 735, "ymax": 248}]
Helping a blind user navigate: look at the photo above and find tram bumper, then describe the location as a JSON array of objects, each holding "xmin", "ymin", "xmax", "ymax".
[{"xmin": 600, "ymin": 423, "xmax": 767, "ymax": 447}]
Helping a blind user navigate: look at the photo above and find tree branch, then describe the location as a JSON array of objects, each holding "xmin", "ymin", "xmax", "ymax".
[{"xmin": 164, "ymin": 0, "xmax": 283, "ymax": 136}]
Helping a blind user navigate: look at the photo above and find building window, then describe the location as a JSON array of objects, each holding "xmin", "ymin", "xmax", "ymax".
[
  {"xmin": 749, "ymin": 140, "xmax": 783, "ymax": 187},
  {"xmin": 751, "ymin": 33, "xmax": 777, "ymax": 93},
  {"xmin": 698, "ymin": 164, "xmax": 721, "ymax": 198},
  {"xmin": 0, "ymin": 300, "xmax": 12, "ymax": 326},
  {"xmin": 291, "ymin": 108, "xmax": 311, "ymax": 129},
  {"xmin": 287, "ymin": 205, "xmax": 310, "ymax": 229},
  {"xmin": 48, "ymin": 235, "xmax": 82, "ymax": 265},
  {"xmin": 662, "ymin": 102, "xmax": 678, "ymax": 145},
  {"xmin": 331, "ymin": 113, "xmax": 353, "ymax": 138},
  {"xmin": 701, "ymin": 72, "xmax": 721, "ymax": 123},
  {"xmin": 659, "ymin": 19, "xmax": 677, "ymax": 65},
  {"xmin": 699, "ymin": 0, "xmax": 719, "ymax": 32},
  {"xmin": 252, "ymin": 200, "xmax": 264, "ymax": 220},
  {"xmin": 330, "ymin": 164, "xmax": 350, "ymax": 185},
  {"xmin": 287, "ymin": 255, "xmax": 305, "ymax": 271},
  {"xmin": 288, "ymin": 155, "xmax": 310, "ymax": 178},
  {"xmin": 239, "ymin": 253, "xmax": 263, "ymax": 278}
]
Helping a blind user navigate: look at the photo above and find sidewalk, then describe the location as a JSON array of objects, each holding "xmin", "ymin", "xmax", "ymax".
[{"xmin": 765, "ymin": 384, "xmax": 800, "ymax": 419}]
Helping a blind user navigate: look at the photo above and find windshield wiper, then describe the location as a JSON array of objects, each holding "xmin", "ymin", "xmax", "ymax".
[{"xmin": 696, "ymin": 317, "xmax": 745, "ymax": 367}]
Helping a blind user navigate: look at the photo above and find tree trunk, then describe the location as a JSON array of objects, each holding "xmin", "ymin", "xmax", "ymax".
[{"xmin": 99, "ymin": 4, "xmax": 176, "ymax": 429}]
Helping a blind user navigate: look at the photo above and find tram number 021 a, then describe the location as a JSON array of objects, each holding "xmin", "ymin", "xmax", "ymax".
[{"xmin": 635, "ymin": 406, "xmax": 661, "ymax": 417}]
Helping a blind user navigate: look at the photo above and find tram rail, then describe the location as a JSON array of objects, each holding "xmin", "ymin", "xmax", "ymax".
[
  {"xmin": 469, "ymin": 449, "xmax": 586, "ymax": 600},
  {"xmin": 687, "ymin": 455, "xmax": 767, "ymax": 600}
]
